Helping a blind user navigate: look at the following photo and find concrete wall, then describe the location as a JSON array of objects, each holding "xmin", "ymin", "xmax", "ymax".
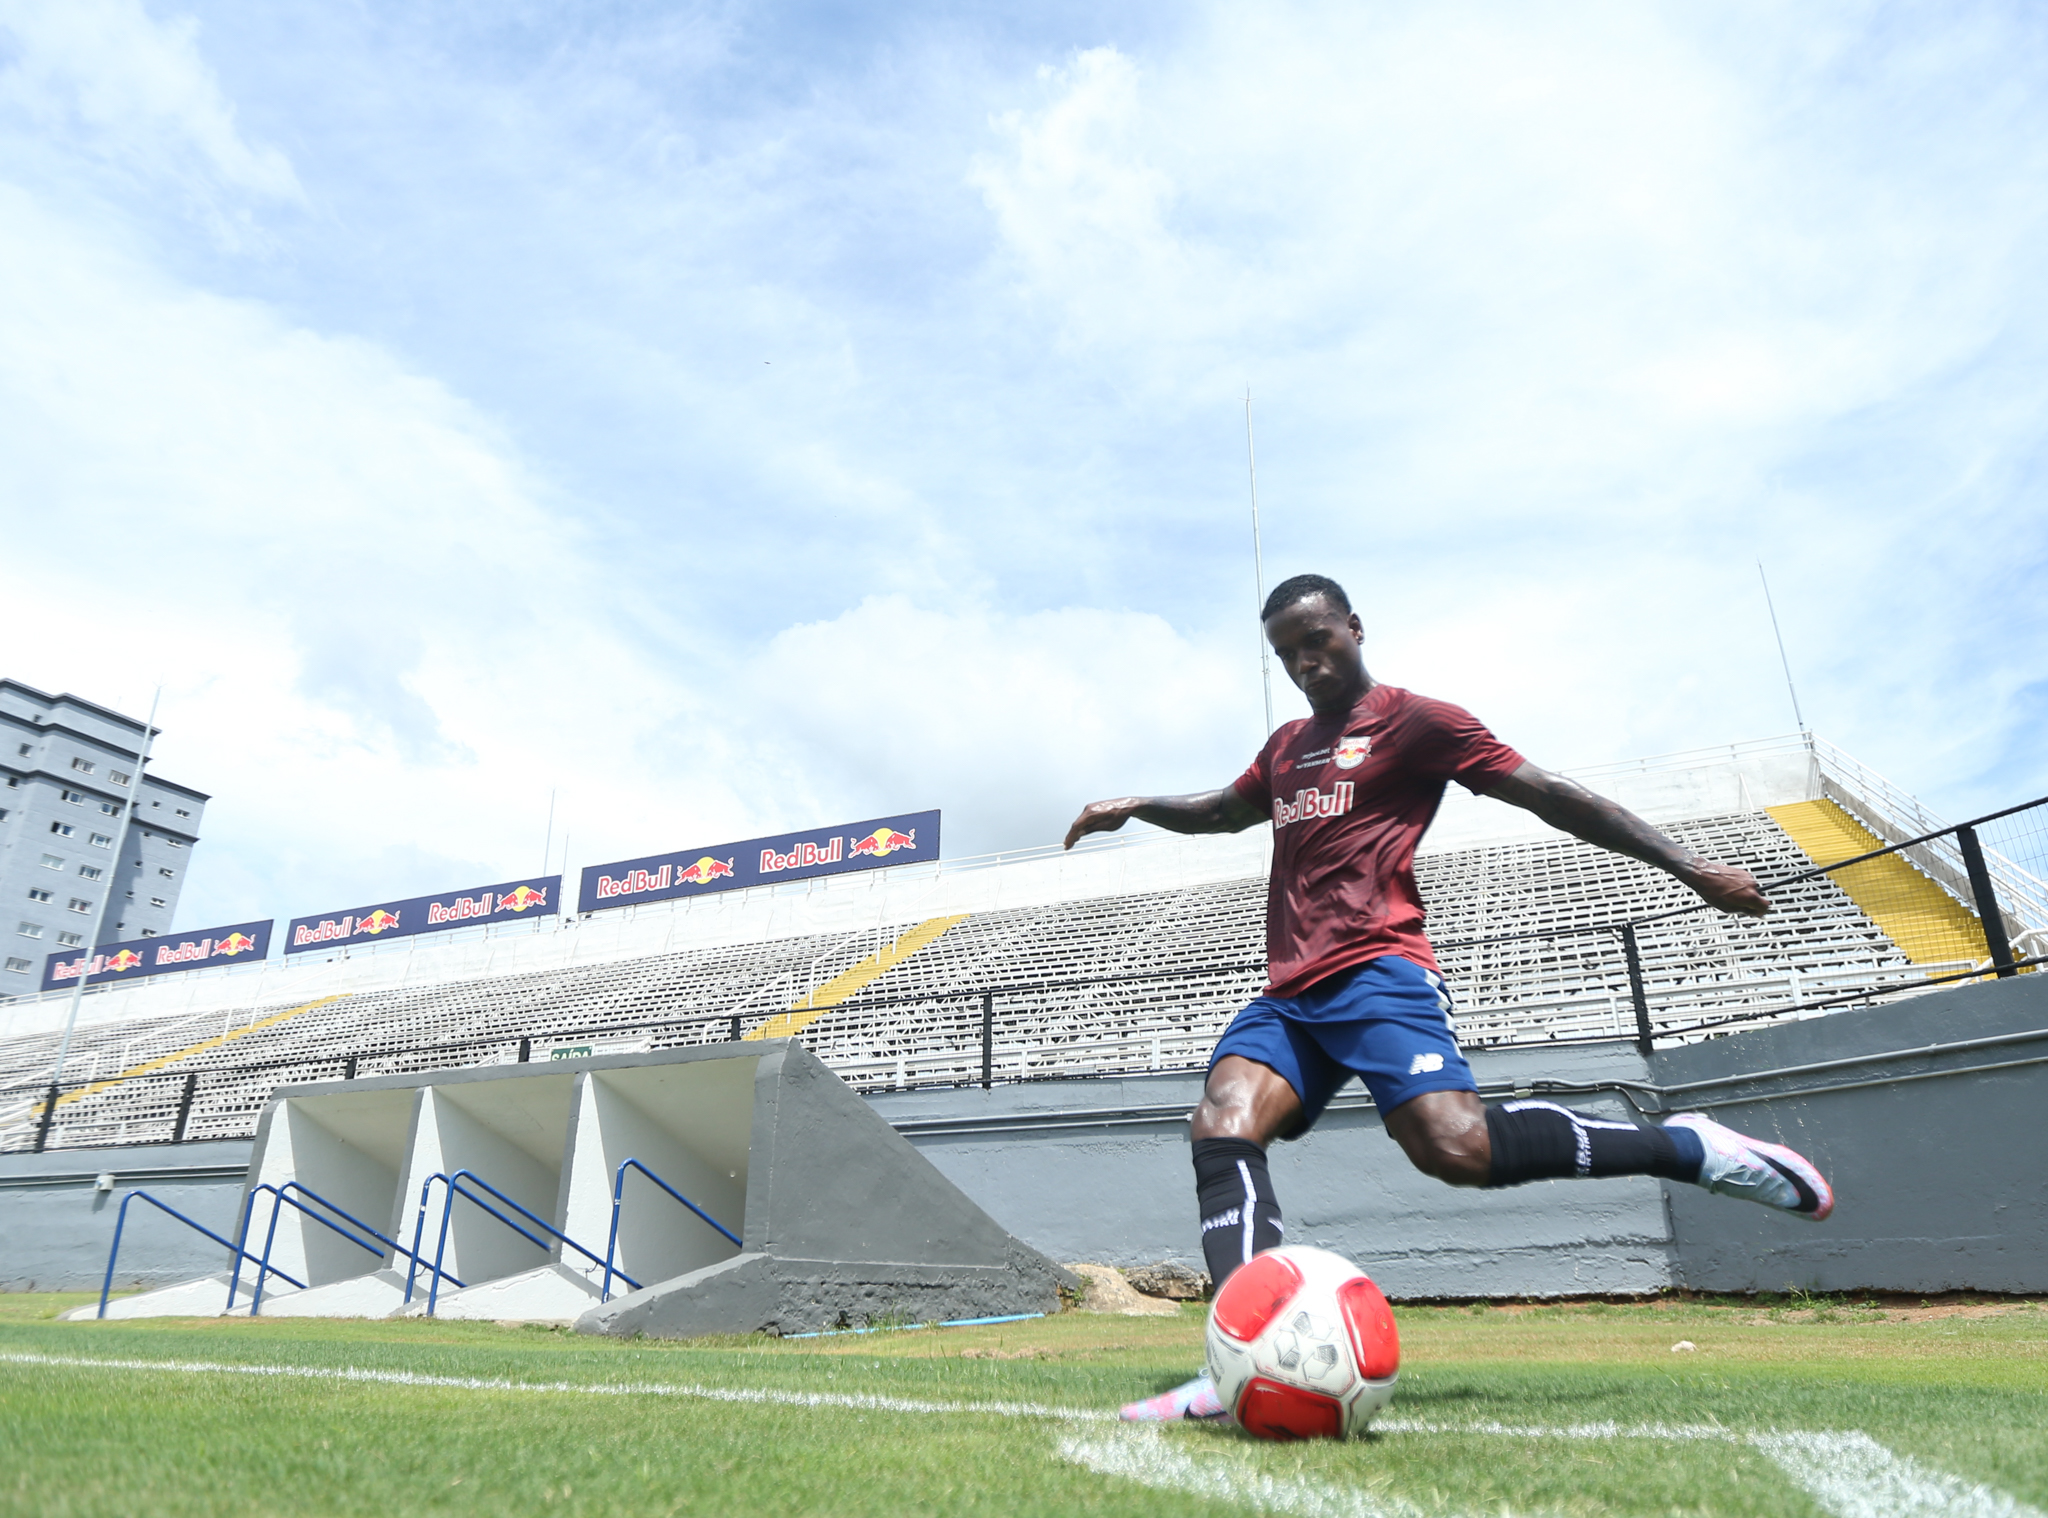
[
  {"xmin": 1653, "ymin": 972, "xmax": 2048, "ymax": 1294},
  {"xmin": 0, "ymin": 1140, "xmax": 251, "ymax": 1292},
  {"xmin": 872, "ymin": 1041, "xmax": 1674, "ymax": 1300}
]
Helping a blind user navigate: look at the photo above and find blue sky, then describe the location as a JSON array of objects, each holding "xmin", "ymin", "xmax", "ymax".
[{"xmin": 2, "ymin": 0, "xmax": 2044, "ymax": 930}]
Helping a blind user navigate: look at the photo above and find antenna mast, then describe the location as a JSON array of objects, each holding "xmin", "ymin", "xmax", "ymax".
[
  {"xmin": 1757, "ymin": 561, "xmax": 1809, "ymax": 741},
  {"xmin": 1246, "ymin": 390, "xmax": 1275, "ymax": 735}
]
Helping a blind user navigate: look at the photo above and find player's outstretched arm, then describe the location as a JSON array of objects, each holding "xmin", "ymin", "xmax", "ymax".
[
  {"xmin": 1485, "ymin": 762, "xmax": 1770, "ymax": 916},
  {"xmin": 1062, "ymin": 788, "xmax": 1265, "ymax": 850}
]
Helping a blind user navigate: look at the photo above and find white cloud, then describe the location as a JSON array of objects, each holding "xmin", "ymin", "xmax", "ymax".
[{"xmin": 0, "ymin": 0, "xmax": 301, "ymax": 245}]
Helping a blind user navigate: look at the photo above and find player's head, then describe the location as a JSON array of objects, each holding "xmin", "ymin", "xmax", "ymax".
[{"xmin": 1261, "ymin": 573, "xmax": 1367, "ymax": 713}]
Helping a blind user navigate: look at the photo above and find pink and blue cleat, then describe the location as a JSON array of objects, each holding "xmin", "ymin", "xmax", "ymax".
[
  {"xmin": 1665, "ymin": 1113, "xmax": 1834, "ymax": 1220},
  {"xmin": 1119, "ymin": 1369, "xmax": 1230, "ymax": 1423}
]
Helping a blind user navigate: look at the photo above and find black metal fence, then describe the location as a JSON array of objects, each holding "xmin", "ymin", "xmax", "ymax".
[{"xmin": 7, "ymin": 793, "xmax": 2043, "ymax": 1155}]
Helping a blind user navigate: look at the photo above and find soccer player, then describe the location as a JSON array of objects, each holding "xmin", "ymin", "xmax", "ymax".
[{"xmin": 1062, "ymin": 573, "xmax": 1834, "ymax": 1423}]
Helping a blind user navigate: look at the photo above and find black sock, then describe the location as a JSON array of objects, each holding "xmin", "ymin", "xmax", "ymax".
[
  {"xmin": 1484, "ymin": 1101, "xmax": 1704, "ymax": 1187},
  {"xmin": 1192, "ymin": 1137, "xmax": 1285, "ymax": 1290}
]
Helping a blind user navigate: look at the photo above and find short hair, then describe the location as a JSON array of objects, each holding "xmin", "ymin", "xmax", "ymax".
[{"xmin": 1261, "ymin": 573, "xmax": 1351, "ymax": 621}]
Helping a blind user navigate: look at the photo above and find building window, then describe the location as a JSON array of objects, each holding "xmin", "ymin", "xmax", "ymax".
[
  {"xmin": 40, "ymin": 853, "xmax": 64, "ymax": 870},
  {"xmin": 67, "ymin": 898, "xmax": 92, "ymax": 914},
  {"xmin": 98, "ymin": 801, "xmax": 120, "ymax": 816},
  {"xmin": 71, "ymin": 757, "xmax": 94, "ymax": 774},
  {"xmin": 150, "ymin": 800, "xmax": 161, "ymax": 808},
  {"xmin": 78, "ymin": 865, "xmax": 102, "ymax": 881},
  {"xmin": 110, "ymin": 770, "xmax": 130, "ymax": 786},
  {"xmin": 176, "ymin": 808, "xmax": 190, "ymax": 818},
  {"xmin": 166, "ymin": 838, "xmax": 184, "ymax": 848},
  {"xmin": 4, "ymin": 958, "xmax": 29, "ymax": 974},
  {"xmin": 27, "ymin": 889, "xmax": 52, "ymax": 903},
  {"xmin": 57, "ymin": 930, "xmax": 81, "ymax": 946},
  {"xmin": 150, "ymin": 896, "xmax": 166, "ymax": 907},
  {"xmin": 4, "ymin": 775, "xmax": 18, "ymax": 787},
  {"xmin": 139, "ymin": 929, "xmax": 155, "ymax": 938},
  {"xmin": 158, "ymin": 867, "xmax": 174, "ymax": 878},
  {"xmin": 89, "ymin": 833, "xmax": 112, "ymax": 848},
  {"xmin": 17, "ymin": 922, "xmax": 41, "ymax": 938},
  {"xmin": 50, "ymin": 822, "xmax": 74, "ymax": 838},
  {"xmin": 61, "ymin": 789, "xmax": 85, "ymax": 804},
  {"xmin": 16, "ymin": 743, "xmax": 30, "ymax": 756}
]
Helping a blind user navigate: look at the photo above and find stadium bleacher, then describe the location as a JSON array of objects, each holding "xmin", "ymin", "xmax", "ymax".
[{"xmin": 3, "ymin": 735, "xmax": 2039, "ymax": 1154}]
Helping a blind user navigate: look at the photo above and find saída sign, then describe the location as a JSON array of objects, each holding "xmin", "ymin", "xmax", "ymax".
[
  {"xmin": 285, "ymin": 876, "xmax": 561, "ymax": 955},
  {"xmin": 579, "ymin": 810, "xmax": 938, "ymax": 913},
  {"xmin": 42, "ymin": 919, "xmax": 274, "ymax": 992}
]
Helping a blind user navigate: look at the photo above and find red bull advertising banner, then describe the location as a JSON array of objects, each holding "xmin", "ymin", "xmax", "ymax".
[
  {"xmin": 41, "ymin": 919, "xmax": 275, "ymax": 992},
  {"xmin": 284, "ymin": 876, "xmax": 562, "ymax": 955},
  {"xmin": 580, "ymin": 810, "xmax": 939, "ymax": 913}
]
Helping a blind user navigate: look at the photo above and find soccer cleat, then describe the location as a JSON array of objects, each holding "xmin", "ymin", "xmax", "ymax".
[
  {"xmin": 1665, "ymin": 1113, "xmax": 1834, "ymax": 1221},
  {"xmin": 1119, "ymin": 1369, "xmax": 1230, "ymax": 1423}
]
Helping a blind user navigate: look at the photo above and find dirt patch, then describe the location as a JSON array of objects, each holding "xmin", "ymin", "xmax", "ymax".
[{"xmin": 1067, "ymin": 1264, "xmax": 1182, "ymax": 1317}]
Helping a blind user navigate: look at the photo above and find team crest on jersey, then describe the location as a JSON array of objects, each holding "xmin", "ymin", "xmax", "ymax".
[{"xmin": 1333, "ymin": 736, "xmax": 1372, "ymax": 770}]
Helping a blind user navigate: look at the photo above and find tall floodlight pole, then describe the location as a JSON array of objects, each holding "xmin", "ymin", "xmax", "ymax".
[
  {"xmin": 1757, "ymin": 561, "xmax": 1809, "ymax": 745},
  {"xmin": 1246, "ymin": 390, "xmax": 1275, "ymax": 735},
  {"xmin": 541, "ymin": 788, "xmax": 556, "ymax": 875},
  {"xmin": 47, "ymin": 688, "xmax": 160, "ymax": 1100}
]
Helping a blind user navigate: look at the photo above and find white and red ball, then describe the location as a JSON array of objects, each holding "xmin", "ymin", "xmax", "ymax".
[{"xmin": 1204, "ymin": 1245, "xmax": 1400, "ymax": 1440}]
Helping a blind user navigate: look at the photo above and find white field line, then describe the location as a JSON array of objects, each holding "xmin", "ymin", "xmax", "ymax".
[
  {"xmin": 1753, "ymin": 1431, "xmax": 2045, "ymax": 1518},
  {"xmin": 10, "ymin": 1351, "xmax": 2042, "ymax": 1518},
  {"xmin": 1059, "ymin": 1426, "xmax": 1458, "ymax": 1518},
  {"xmin": 0, "ymin": 1352, "xmax": 1111, "ymax": 1422}
]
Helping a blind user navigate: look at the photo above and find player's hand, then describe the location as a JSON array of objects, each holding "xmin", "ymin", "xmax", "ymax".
[
  {"xmin": 1685, "ymin": 860, "xmax": 1770, "ymax": 916},
  {"xmin": 1063, "ymin": 799, "xmax": 1142, "ymax": 850}
]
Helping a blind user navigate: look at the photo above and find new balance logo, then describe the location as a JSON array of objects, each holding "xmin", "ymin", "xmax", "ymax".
[
  {"xmin": 1408, "ymin": 1052, "xmax": 1445, "ymax": 1074},
  {"xmin": 1272, "ymin": 781, "xmax": 1354, "ymax": 830}
]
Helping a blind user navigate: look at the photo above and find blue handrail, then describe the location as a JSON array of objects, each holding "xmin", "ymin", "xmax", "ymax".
[
  {"xmin": 601, "ymin": 1158, "xmax": 742, "ymax": 1303},
  {"xmin": 97, "ymin": 1190, "xmax": 304, "ymax": 1320},
  {"xmin": 405, "ymin": 1169, "xmax": 637, "ymax": 1316},
  {"xmin": 246, "ymin": 1182, "xmax": 434, "ymax": 1316}
]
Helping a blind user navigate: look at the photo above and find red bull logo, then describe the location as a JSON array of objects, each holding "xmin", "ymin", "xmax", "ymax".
[
  {"xmin": 105, "ymin": 949, "xmax": 144, "ymax": 973},
  {"xmin": 760, "ymin": 838, "xmax": 842, "ymax": 874},
  {"xmin": 425, "ymin": 894, "xmax": 493, "ymax": 925},
  {"xmin": 675, "ymin": 856, "xmax": 736, "ymax": 887},
  {"xmin": 355, "ymin": 910, "xmax": 401, "ymax": 937},
  {"xmin": 213, "ymin": 932, "xmax": 259, "ymax": 957},
  {"xmin": 850, "ymin": 826, "xmax": 917, "ymax": 858},
  {"xmin": 594, "ymin": 865, "xmax": 670, "ymax": 900},
  {"xmin": 496, "ymin": 884, "xmax": 548, "ymax": 913}
]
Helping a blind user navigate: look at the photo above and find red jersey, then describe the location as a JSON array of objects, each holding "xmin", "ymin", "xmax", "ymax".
[{"xmin": 1233, "ymin": 684, "xmax": 1525, "ymax": 997}]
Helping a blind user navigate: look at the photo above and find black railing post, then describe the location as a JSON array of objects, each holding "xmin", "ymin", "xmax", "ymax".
[
  {"xmin": 1955, "ymin": 825, "xmax": 2018, "ymax": 978},
  {"xmin": 342, "ymin": 1054, "xmax": 358, "ymax": 1081},
  {"xmin": 1620, "ymin": 924, "xmax": 1654, "ymax": 1056},
  {"xmin": 980, "ymin": 992, "xmax": 994, "ymax": 1090},
  {"xmin": 33, "ymin": 1081, "xmax": 59, "ymax": 1153},
  {"xmin": 516, "ymin": 1036, "xmax": 532, "ymax": 1063},
  {"xmin": 729, "ymin": 1014, "xmax": 742, "ymax": 1043},
  {"xmin": 170, "ymin": 1070, "xmax": 199, "ymax": 1144}
]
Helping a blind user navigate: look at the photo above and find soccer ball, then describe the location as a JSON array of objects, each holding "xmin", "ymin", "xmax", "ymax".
[{"xmin": 1204, "ymin": 1245, "xmax": 1400, "ymax": 1440}]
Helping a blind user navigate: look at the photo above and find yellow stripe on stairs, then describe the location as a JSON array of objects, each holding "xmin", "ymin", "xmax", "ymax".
[
  {"xmin": 35, "ymin": 994, "xmax": 351, "ymax": 1118},
  {"xmin": 1766, "ymin": 800, "xmax": 1988, "ymax": 965},
  {"xmin": 745, "ymin": 915, "xmax": 969, "ymax": 1042}
]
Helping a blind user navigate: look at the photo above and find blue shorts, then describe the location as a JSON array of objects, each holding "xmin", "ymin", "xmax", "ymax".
[{"xmin": 1209, "ymin": 955, "xmax": 1477, "ymax": 1137}]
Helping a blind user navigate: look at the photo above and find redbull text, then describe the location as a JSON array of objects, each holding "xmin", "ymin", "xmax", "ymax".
[
  {"xmin": 1272, "ymin": 782, "xmax": 1355, "ymax": 830},
  {"xmin": 580, "ymin": 810, "xmax": 940, "ymax": 913},
  {"xmin": 285, "ymin": 878, "xmax": 560, "ymax": 955}
]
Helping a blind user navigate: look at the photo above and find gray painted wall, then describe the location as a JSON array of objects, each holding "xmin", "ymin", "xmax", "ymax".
[
  {"xmin": 0, "ymin": 1140, "xmax": 250, "ymax": 1292},
  {"xmin": 1653, "ymin": 972, "xmax": 2048, "ymax": 1294},
  {"xmin": 6, "ymin": 974, "xmax": 2043, "ymax": 1297}
]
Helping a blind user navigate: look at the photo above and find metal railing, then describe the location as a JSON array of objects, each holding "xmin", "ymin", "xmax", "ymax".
[
  {"xmin": 601, "ymin": 1157, "xmax": 742, "ymax": 1303},
  {"xmin": 11, "ymin": 793, "xmax": 2044, "ymax": 1154}
]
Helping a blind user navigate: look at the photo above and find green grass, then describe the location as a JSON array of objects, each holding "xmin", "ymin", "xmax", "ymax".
[{"xmin": 2, "ymin": 1293, "xmax": 2045, "ymax": 1516}]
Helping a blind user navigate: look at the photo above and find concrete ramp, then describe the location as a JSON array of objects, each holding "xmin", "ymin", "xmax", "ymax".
[
  {"xmin": 580, "ymin": 1040, "xmax": 1074, "ymax": 1337},
  {"xmin": 77, "ymin": 1040, "xmax": 1071, "ymax": 1335}
]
